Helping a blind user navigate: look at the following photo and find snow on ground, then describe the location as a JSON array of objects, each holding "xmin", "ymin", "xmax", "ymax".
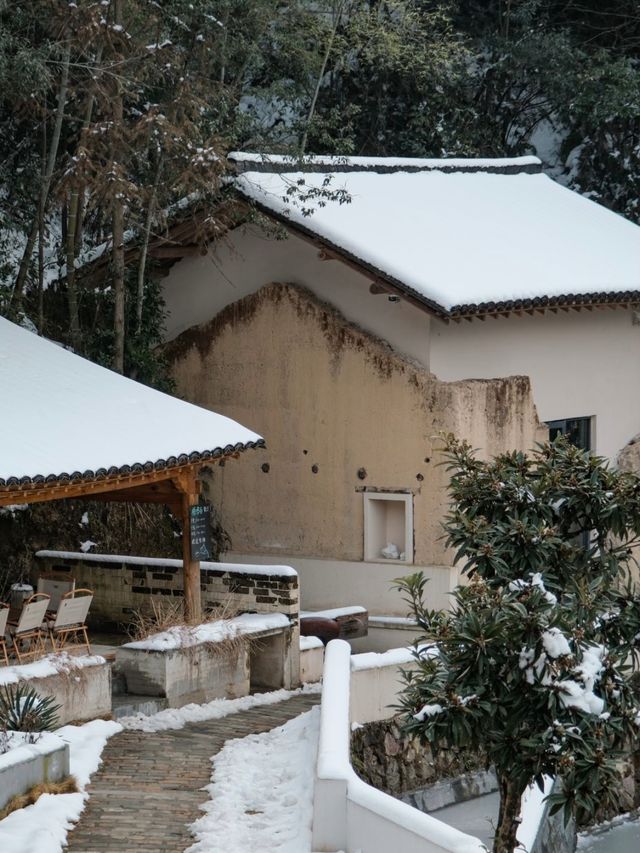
[
  {"xmin": 120, "ymin": 682, "xmax": 322, "ymax": 732},
  {"xmin": 0, "ymin": 719, "xmax": 121, "ymax": 853},
  {"xmin": 188, "ymin": 706, "xmax": 320, "ymax": 853}
]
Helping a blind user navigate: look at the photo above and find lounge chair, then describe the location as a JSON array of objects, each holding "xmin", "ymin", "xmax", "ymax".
[
  {"xmin": 0, "ymin": 602, "xmax": 10, "ymax": 665},
  {"xmin": 48, "ymin": 588, "xmax": 93, "ymax": 655},
  {"xmin": 37, "ymin": 574, "xmax": 75, "ymax": 615},
  {"xmin": 8, "ymin": 593, "xmax": 50, "ymax": 663}
]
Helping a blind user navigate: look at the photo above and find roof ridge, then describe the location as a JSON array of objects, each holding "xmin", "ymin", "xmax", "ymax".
[{"xmin": 228, "ymin": 152, "xmax": 543, "ymax": 176}]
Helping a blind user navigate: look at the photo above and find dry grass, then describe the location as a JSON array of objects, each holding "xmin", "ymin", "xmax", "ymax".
[
  {"xmin": 0, "ymin": 776, "xmax": 78, "ymax": 820},
  {"xmin": 127, "ymin": 597, "xmax": 247, "ymax": 661}
]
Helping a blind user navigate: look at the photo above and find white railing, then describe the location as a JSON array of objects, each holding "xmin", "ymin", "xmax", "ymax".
[
  {"xmin": 314, "ymin": 640, "xmax": 555, "ymax": 853},
  {"xmin": 312, "ymin": 640, "xmax": 487, "ymax": 853}
]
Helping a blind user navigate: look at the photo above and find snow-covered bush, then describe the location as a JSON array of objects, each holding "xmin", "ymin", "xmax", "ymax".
[{"xmin": 397, "ymin": 436, "xmax": 640, "ymax": 853}]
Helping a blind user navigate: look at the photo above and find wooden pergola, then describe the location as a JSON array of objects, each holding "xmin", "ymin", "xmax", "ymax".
[{"xmin": 0, "ymin": 316, "xmax": 263, "ymax": 622}]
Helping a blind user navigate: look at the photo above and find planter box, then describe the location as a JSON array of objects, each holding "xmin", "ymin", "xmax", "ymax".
[
  {"xmin": 116, "ymin": 642, "xmax": 250, "ymax": 707},
  {"xmin": 0, "ymin": 655, "xmax": 111, "ymax": 725},
  {"xmin": 116, "ymin": 614, "xmax": 296, "ymax": 707},
  {"xmin": 0, "ymin": 733, "xmax": 70, "ymax": 810}
]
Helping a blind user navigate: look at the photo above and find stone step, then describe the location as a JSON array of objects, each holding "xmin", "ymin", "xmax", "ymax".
[{"xmin": 111, "ymin": 694, "xmax": 169, "ymax": 721}]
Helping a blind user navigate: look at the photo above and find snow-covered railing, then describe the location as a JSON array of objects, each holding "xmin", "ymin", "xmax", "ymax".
[
  {"xmin": 314, "ymin": 641, "xmax": 565, "ymax": 853},
  {"xmin": 312, "ymin": 640, "xmax": 486, "ymax": 853}
]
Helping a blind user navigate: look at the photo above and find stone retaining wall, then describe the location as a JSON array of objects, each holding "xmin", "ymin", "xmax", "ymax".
[{"xmin": 351, "ymin": 716, "xmax": 485, "ymax": 797}]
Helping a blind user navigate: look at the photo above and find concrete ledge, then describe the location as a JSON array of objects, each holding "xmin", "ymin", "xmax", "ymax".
[
  {"xmin": 0, "ymin": 733, "xmax": 69, "ymax": 810},
  {"xmin": 300, "ymin": 639, "xmax": 324, "ymax": 683},
  {"xmin": 0, "ymin": 655, "xmax": 111, "ymax": 725},
  {"xmin": 116, "ymin": 643, "xmax": 249, "ymax": 707},
  {"xmin": 116, "ymin": 615, "xmax": 299, "ymax": 707},
  {"xmin": 403, "ymin": 769, "xmax": 498, "ymax": 813}
]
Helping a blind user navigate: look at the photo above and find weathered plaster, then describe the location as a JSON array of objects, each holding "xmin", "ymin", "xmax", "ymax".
[{"xmin": 166, "ymin": 283, "xmax": 545, "ymax": 578}]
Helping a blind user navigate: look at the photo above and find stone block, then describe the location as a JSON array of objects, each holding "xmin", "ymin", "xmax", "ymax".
[{"xmin": 116, "ymin": 643, "xmax": 250, "ymax": 707}]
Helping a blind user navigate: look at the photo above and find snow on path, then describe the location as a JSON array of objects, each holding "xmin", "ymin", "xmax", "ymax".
[
  {"xmin": 188, "ymin": 706, "xmax": 320, "ymax": 853},
  {"xmin": 0, "ymin": 719, "xmax": 121, "ymax": 853},
  {"xmin": 120, "ymin": 682, "xmax": 321, "ymax": 732}
]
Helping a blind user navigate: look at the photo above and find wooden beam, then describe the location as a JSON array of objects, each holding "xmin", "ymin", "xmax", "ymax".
[
  {"xmin": 149, "ymin": 245, "xmax": 205, "ymax": 259},
  {"xmin": 176, "ymin": 471, "xmax": 202, "ymax": 624},
  {"xmin": 0, "ymin": 459, "xmax": 227, "ymax": 508}
]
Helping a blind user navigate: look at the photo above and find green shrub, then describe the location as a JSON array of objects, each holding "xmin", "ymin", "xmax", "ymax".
[{"xmin": 0, "ymin": 684, "xmax": 61, "ymax": 737}]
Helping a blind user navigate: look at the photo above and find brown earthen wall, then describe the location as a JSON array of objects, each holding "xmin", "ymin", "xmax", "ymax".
[{"xmin": 166, "ymin": 283, "xmax": 546, "ymax": 566}]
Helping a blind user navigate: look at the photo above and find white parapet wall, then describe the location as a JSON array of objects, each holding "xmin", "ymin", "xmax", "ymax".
[
  {"xmin": 0, "ymin": 732, "xmax": 70, "ymax": 810},
  {"xmin": 312, "ymin": 640, "xmax": 486, "ymax": 853},
  {"xmin": 0, "ymin": 654, "xmax": 111, "ymax": 725},
  {"xmin": 313, "ymin": 641, "xmax": 557, "ymax": 853}
]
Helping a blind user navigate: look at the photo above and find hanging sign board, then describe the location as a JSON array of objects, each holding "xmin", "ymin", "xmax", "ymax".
[{"xmin": 189, "ymin": 504, "xmax": 212, "ymax": 561}]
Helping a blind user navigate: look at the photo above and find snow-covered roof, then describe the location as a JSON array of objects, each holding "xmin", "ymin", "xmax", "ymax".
[
  {"xmin": 0, "ymin": 316, "xmax": 263, "ymax": 487},
  {"xmin": 230, "ymin": 153, "xmax": 640, "ymax": 318}
]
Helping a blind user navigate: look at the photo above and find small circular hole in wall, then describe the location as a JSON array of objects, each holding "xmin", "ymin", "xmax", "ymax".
[
  {"xmin": 261, "ymin": 463, "xmax": 270, "ymax": 473},
  {"xmin": 357, "ymin": 467, "xmax": 367, "ymax": 480},
  {"xmin": 311, "ymin": 464, "xmax": 319, "ymax": 474},
  {"xmin": 416, "ymin": 473, "xmax": 424, "ymax": 481}
]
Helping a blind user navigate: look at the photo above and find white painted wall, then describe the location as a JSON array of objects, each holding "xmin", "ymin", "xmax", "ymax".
[
  {"xmin": 430, "ymin": 308, "xmax": 640, "ymax": 460},
  {"xmin": 162, "ymin": 225, "xmax": 431, "ymax": 367},
  {"xmin": 226, "ymin": 552, "xmax": 457, "ymax": 616},
  {"xmin": 312, "ymin": 640, "xmax": 486, "ymax": 853}
]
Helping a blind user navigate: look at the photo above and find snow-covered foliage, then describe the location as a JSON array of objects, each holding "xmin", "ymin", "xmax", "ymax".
[{"xmin": 397, "ymin": 436, "xmax": 640, "ymax": 852}]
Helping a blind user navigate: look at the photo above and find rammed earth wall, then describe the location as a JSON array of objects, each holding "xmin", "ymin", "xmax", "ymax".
[{"xmin": 165, "ymin": 281, "xmax": 547, "ymax": 613}]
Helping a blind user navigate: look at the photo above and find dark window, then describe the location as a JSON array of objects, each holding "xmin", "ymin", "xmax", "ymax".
[{"xmin": 547, "ymin": 417, "xmax": 591, "ymax": 451}]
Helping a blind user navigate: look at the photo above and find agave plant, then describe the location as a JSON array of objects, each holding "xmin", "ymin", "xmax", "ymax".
[{"xmin": 0, "ymin": 684, "xmax": 61, "ymax": 739}]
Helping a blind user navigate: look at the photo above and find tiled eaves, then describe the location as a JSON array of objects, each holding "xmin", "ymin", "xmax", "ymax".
[
  {"xmin": 450, "ymin": 290, "xmax": 640, "ymax": 321},
  {"xmin": 241, "ymin": 197, "xmax": 640, "ymax": 324},
  {"xmin": 0, "ymin": 438, "xmax": 265, "ymax": 490}
]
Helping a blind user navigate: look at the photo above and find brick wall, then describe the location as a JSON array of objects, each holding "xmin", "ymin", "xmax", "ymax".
[{"xmin": 34, "ymin": 551, "xmax": 299, "ymax": 633}]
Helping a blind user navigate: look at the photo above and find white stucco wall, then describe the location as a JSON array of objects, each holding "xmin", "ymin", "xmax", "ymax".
[
  {"xmin": 162, "ymin": 224, "xmax": 431, "ymax": 367},
  {"xmin": 430, "ymin": 308, "xmax": 640, "ymax": 461}
]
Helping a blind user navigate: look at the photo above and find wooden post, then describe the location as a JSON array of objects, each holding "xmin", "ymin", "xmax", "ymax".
[{"xmin": 178, "ymin": 472, "xmax": 202, "ymax": 624}]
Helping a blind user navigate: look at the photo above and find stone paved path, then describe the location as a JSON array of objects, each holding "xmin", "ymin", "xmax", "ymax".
[{"xmin": 65, "ymin": 693, "xmax": 320, "ymax": 853}]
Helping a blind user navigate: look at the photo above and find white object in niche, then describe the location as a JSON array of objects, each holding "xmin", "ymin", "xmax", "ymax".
[{"xmin": 363, "ymin": 492, "xmax": 413, "ymax": 564}]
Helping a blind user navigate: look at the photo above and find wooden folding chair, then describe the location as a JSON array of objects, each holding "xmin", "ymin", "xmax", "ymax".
[
  {"xmin": 49, "ymin": 589, "xmax": 93, "ymax": 655},
  {"xmin": 37, "ymin": 574, "xmax": 75, "ymax": 616},
  {"xmin": 0, "ymin": 602, "xmax": 10, "ymax": 666},
  {"xmin": 8, "ymin": 593, "xmax": 50, "ymax": 664}
]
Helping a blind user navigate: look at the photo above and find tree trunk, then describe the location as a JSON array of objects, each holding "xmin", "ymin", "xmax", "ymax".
[
  {"xmin": 11, "ymin": 39, "xmax": 71, "ymax": 314},
  {"xmin": 37, "ymin": 118, "xmax": 47, "ymax": 334},
  {"xmin": 112, "ymin": 0, "xmax": 126, "ymax": 374},
  {"xmin": 66, "ymin": 45, "xmax": 103, "ymax": 353},
  {"xmin": 299, "ymin": 0, "xmax": 344, "ymax": 156},
  {"xmin": 135, "ymin": 156, "xmax": 163, "ymax": 336},
  {"xmin": 633, "ymin": 744, "xmax": 640, "ymax": 808},
  {"xmin": 494, "ymin": 774, "xmax": 523, "ymax": 853}
]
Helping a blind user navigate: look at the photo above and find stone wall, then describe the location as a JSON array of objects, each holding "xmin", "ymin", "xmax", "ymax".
[
  {"xmin": 350, "ymin": 716, "xmax": 485, "ymax": 797},
  {"xmin": 34, "ymin": 552, "xmax": 299, "ymax": 635}
]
